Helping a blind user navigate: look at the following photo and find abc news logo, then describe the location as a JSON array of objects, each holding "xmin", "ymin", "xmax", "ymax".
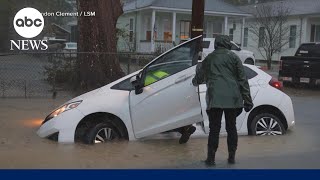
[
  {"xmin": 10, "ymin": 7, "xmax": 48, "ymax": 51},
  {"xmin": 15, "ymin": 17, "xmax": 43, "ymax": 28}
]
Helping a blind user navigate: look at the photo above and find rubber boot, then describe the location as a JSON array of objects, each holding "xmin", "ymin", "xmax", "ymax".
[
  {"xmin": 228, "ymin": 151, "xmax": 236, "ymax": 164},
  {"xmin": 204, "ymin": 146, "xmax": 216, "ymax": 166},
  {"xmin": 179, "ymin": 126, "xmax": 196, "ymax": 144}
]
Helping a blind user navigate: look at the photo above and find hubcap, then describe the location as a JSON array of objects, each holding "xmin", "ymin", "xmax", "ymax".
[
  {"xmin": 95, "ymin": 128, "xmax": 117, "ymax": 144},
  {"xmin": 255, "ymin": 117, "xmax": 282, "ymax": 136}
]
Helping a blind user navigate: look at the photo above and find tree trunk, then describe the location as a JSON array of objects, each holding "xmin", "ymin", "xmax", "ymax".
[
  {"xmin": 0, "ymin": 0, "xmax": 10, "ymax": 52},
  {"xmin": 267, "ymin": 52, "xmax": 272, "ymax": 70},
  {"xmin": 77, "ymin": 0, "xmax": 124, "ymax": 91},
  {"xmin": 267, "ymin": 59, "xmax": 272, "ymax": 70}
]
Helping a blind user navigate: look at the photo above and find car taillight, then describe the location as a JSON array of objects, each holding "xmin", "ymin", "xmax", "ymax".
[{"xmin": 269, "ymin": 78, "xmax": 283, "ymax": 91}]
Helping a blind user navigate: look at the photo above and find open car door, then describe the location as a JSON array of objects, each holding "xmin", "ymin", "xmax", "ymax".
[{"xmin": 129, "ymin": 37, "xmax": 203, "ymax": 138}]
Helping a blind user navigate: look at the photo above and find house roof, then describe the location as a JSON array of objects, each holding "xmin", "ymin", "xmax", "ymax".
[
  {"xmin": 123, "ymin": 0, "xmax": 251, "ymax": 16},
  {"xmin": 51, "ymin": 23, "xmax": 71, "ymax": 34},
  {"xmin": 240, "ymin": 0, "xmax": 320, "ymax": 16}
]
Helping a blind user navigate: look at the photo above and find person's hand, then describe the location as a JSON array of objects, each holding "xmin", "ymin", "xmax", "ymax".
[
  {"xmin": 192, "ymin": 77, "xmax": 197, "ymax": 86},
  {"xmin": 244, "ymin": 102, "xmax": 253, "ymax": 112}
]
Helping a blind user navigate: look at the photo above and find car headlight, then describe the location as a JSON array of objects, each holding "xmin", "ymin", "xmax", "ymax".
[{"xmin": 43, "ymin": 101, "xmax": 82, "ymax": 124}]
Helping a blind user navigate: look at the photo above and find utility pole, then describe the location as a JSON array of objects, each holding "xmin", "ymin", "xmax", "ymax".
[
  {"xmin": 191, "ymin": 0, "xmax": 205, "ymax": 38},
  {"xmin": 191, "ymin": 0, "xmax": 205, "ymax": 63}
]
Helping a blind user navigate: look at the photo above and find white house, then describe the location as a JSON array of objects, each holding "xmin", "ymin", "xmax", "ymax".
[
  {"xmin": 240, "ymin": 0, "xmax": 320, "ymax": 61},
  {"xmin": 117, "ymin": 0, "xmax": 320, "ymax": 61},
  {"xmin": 117, "ymin": 0, "xmax": 251, "ymax": 53}
]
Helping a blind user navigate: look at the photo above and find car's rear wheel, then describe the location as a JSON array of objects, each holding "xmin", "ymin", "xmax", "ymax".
[
  {"xmin": 250, "ymin": 113, "xmax": 286, "ymax": 136},
  {"xmin": 84, "ymin": 122, "xmax": 120, "ymax": 144}
]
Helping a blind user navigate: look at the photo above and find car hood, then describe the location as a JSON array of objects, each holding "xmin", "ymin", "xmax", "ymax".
[{"xmin": 66, "ymin": 88, "xmax": 104, "ymax": 103}]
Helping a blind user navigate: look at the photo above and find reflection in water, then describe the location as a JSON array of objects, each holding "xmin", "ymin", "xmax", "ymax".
[
  {"xmin": 0, "ymin": 125, "xmax": 319, "ymax": 169},
  {"xmin": 20, "ymin": 118, "xmax": 43, "ymax": 128}
]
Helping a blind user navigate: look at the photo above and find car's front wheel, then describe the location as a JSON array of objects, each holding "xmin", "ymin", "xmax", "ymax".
[
  {"xmin": 84, "ymin": 122, "xmax": 120, "ymax": 144},
  {"xmin": 250, "ymin": 113, "xmax": 286, "ymax": 136}
]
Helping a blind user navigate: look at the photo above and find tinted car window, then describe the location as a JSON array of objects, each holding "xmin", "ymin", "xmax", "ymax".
[
  {"xmin": 111, "ymin": 76, "xmax": 134, "ymax": 91},
  {"xmin": 196, "ymin": 63, "xmax": 257, "ymax": 84},
  {"xmin": 295, "ymin": 43, "xmax": 320, "ymax": 57},
  {"xmin": 202, "ymin": 41, "xmax": 211, "ymax": 49},
  {"xmin": 231, "ymin": 43, "xmax": 239, "ymax": 51},
  {"xmin": 244, "ymin": 66, "xmax": 258, "ymax": 79},
  {"xmin": 142, "ymin": 38, "xmax": 200, "ymax": 86}
]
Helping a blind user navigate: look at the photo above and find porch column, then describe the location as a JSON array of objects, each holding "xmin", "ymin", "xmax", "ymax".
[
  {"xmin": 172, "ymin": 12, "xmax": 176, "ymax": 44},
  {"xmin": 241, "ymin": 17, "xmax": 246, "ymax": 48},
  {"xmin": 224, "ymin": 16, "xmax": 229, "ymax": 35},
  {"xmin": 301, "ymin": 17, "xmax": 308, "ymax": 44},
  {"xmin": 151, "ymin": 10, "xmax": 156, "ymax": 52}
]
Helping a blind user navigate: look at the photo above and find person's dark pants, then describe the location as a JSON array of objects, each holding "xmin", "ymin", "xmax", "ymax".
[{"xmin": 206, "ymin": 108, "xmax": 238, "ymax": 153}]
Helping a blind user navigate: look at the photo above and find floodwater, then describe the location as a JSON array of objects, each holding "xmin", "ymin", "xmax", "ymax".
[{"xmin": 1, "ymin": 87, "xmax": 320, "ymax": 169}]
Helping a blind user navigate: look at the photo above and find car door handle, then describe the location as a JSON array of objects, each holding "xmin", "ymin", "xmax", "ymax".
[{"xmin": 175, "ymin": 74, "xmax": 195, "ymax": 84}]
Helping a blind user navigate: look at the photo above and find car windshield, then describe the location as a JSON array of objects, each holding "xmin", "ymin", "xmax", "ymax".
[{"xmin": 66, "ymin": 43, "xmax": 77, "ymax": 49}]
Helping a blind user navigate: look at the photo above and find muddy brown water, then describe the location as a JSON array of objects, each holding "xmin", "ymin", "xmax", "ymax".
[{"xmin": 0, "ymin": 88, "xmax": 320, "ymax": 169}]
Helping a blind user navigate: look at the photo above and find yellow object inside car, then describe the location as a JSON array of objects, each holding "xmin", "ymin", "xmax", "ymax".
[{"xmin": 144, "ymin": 70, "xmax": 169, "ymax": 86}]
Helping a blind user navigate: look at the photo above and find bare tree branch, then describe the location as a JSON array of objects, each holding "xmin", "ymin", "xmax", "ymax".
[{"xmin": 248, "ymin": 3, "xmax": 298, "ymax": 69}]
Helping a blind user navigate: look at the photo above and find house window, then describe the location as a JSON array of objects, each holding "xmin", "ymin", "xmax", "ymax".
[
  {"xmin": 258, "ymin": 27, "xmax": 265, "ymax": 47},
  {"xmin": 229, "ymin": 28, "xmax": 234, "ymax": 41},
  {"xmin": 289, "ymin": 25, "xmax": 297, "ymax": 48},
  {"xmin": 145, "ymin": 17, "xmax": 151, "ymax": 41},
  {"xmin": 244, "ymin": 28, "xmax": 249, "ymax": 47},
  {"xmin": 310, "ymin": 24, "xmax": 320, "ymax": 42},
  {"xmin": 163, "ymin": 19, "xmax": 172, "ymax": 41},
  {"xmin": 180, "ymin": 21, "xmax": 190, "ymax": 40},
  {"xmin": 316, "ymin": 25, "xmax": 320, "ymax": 42},
  {"xmin": 212, "ymin": 21, "xmax": 222, "ymax": 38},
  {"xmin": 129, "ymin": 18, "xmax": 134, "ymax": 42}
]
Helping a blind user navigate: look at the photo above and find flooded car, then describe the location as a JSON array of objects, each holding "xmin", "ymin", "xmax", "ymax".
[{"xmin": 37, "ymin": 36, "xmax": 295, "ymax": 144}]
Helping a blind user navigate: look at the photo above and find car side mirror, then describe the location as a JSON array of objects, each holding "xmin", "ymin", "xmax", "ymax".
[
  {"xmin": 237, "ymin": 47, "xmax": 241, "ymax": 51},
  {"xmin": 130, "ymin": 74, "xmax": 143, "ymax": 95}
]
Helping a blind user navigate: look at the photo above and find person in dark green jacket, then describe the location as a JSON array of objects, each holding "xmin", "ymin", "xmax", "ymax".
[{"xmin": 192, "ymin": 35, "xmax": 253, "ymax": 166}]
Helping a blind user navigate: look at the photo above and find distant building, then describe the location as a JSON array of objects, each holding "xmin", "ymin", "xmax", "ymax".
[
  {"xmin": 240, "ymin": 0, "xmax": 320, "ymax": 60},
  {"xmin": 117, "ymin": 0, "xmax": 251, "ymax": 53},
  {"xmin": 118, "ymin": 0, "xmax": 320, "ymax": 61}
]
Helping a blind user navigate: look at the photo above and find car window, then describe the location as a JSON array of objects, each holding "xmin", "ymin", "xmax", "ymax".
[
  {"xmin": 142, "ymin": 38, "xmax": 200, "ymax": 86},
  {"xmin": 202, "ymin": 41, "xmax": 210, "ymax": 49},
  {"xmin": 295, "ymin": 43, "xmax": 320, "ymax": 57},
  {"xmin": 111, "ymin": 76, "xmax": 134, "ymax": 91},
  {"xmin": 194, "ymin": 63, "xmax": 257, "ymax": 85},
  {"xmin": 231, "ymin": 43, "xmax": 239, "ymax": 51},
  {"xmin": 69, "ymin": 44, "xmax": 77, "ymax": 48},
  {"xmin": 244, "ymin": 66, "xmax": 258, "ymax": 79}
]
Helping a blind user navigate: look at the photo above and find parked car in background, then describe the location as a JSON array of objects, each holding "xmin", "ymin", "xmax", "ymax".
[
  {"xmin": 62, "ymin": 42, "xmax": 77, "ymax": 57},
  {"xmin": 37, "ymin": 36, "xmax": 294, "ymax": 144},
  {"xmin": 279, "ymin": 43, "xmax": 320, "ymax": 86},
  {"xmin": 202, "ymin": 38, "xmax": 256, "ymax": 65}
]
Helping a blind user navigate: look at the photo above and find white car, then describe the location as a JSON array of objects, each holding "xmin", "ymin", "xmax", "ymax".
[
  {"xmin": 62, "ymin": 42, "xmax": 77, "ymax": 57},
  {"xmin": 202, "ymin": 38, "xmax": 255, "ymax": 65},
  {"xmin": 37, "ymin": 36, "xmax": 295, "ymax": 144}
]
